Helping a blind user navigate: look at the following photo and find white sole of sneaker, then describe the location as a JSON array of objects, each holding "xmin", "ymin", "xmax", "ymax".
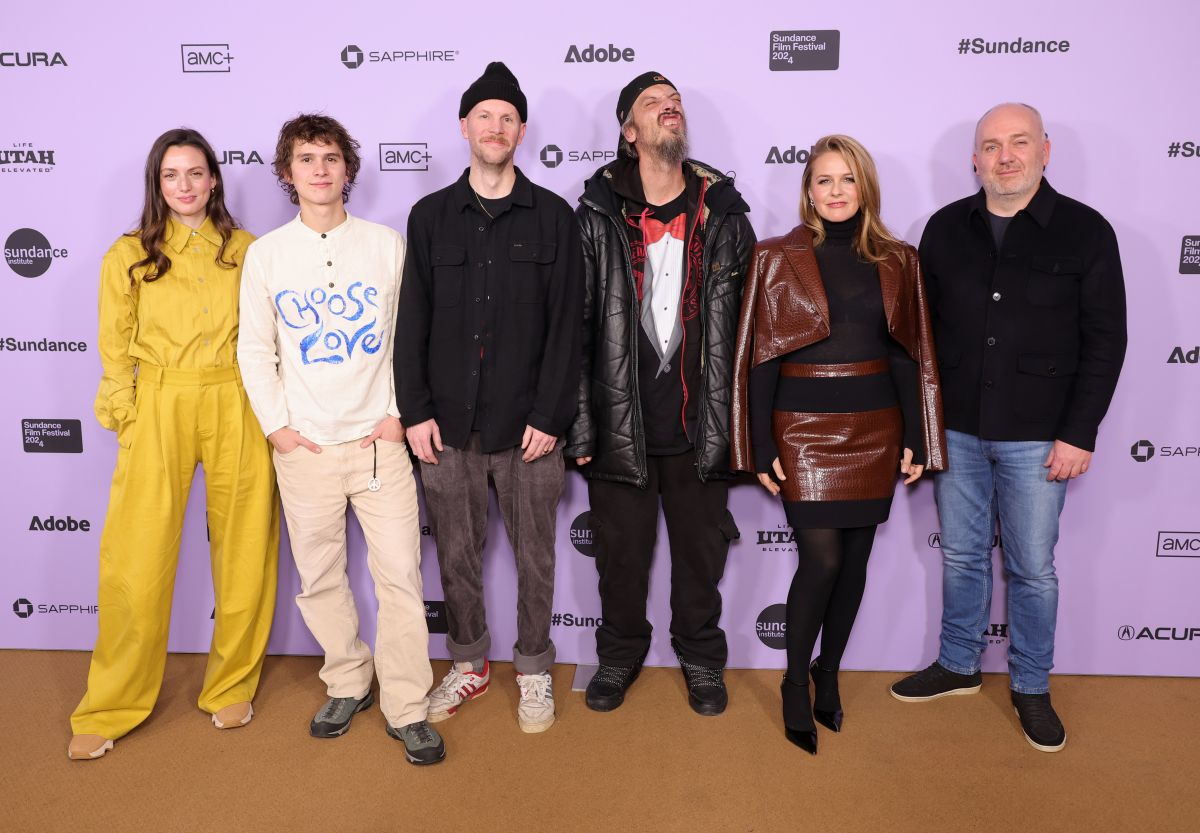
[
  {"xmin": 1014, "ymin": 708, "xmax": 1067, "ymax": 752},
  {"xmin": 518, "ymin": 713, "xmax": 556, "ymax": 734},
  {"xmin": 890, "ymin": 683, "xmax": 982, "ymax": 703},
  {"xmin": 427, "ymin": 681, "xmax": 489, "ymax": 723},
  {"xmin": 67, "ymin": 739, "xmax": 113, "ymax": 760}
]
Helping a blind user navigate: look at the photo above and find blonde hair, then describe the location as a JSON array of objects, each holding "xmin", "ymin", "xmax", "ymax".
[{"xmin": 800, "ymin": 134, "xmax": 904, "ymax": 264}]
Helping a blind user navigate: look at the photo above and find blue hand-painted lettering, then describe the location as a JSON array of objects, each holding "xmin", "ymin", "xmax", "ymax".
[{"xmin": 274, "ymin": 281, "xmax": 386, "ymax": 365}]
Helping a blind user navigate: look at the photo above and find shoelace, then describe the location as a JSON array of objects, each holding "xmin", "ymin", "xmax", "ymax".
[
  {"xmin": 408, "ymin": 721, "xmax": 435, "ymax": 745},
  {"xmin": 593, "ymin": 665, "xmax": 634, "ymax": 687},
  {"xmin": 317, "ymin": 697, "xmax": 353, "ymax": 723},
  {"xmin": 680, "ymin": 660, "xmax": 724, "ymax": 690},
  {"xmin": 517, "ymin": 673, "xmax": 552, "ymax": 702},
  {"xmin": 436, "ymin": 667, "xmax": 478, "ymax": 698}
]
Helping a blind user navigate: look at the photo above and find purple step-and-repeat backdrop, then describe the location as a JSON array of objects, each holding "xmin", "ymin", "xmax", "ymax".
[{"xmin": 3, "ymin": 0, "xmax": 1197, "ymax": 676}]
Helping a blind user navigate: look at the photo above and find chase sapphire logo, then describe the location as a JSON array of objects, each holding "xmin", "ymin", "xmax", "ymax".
[
  {"xmin": 1130, "ymin": 440, "xmax": 1155, "ymax": 462},
  {"xmin": 12, "ymin": 598, "xmax": 33, "ymax": 618},
  {"xmin": 540, "ymin": 144, "xmax": 563, "ymax": 168},
  {"xmin": 341, "ymin": 45, "xmax": 364, "ymax": 69}
]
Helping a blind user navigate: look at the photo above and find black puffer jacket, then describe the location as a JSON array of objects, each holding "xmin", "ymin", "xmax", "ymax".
[{"xmin": 566, "ymin": 158, "xmax": 755, "ymax": 487}]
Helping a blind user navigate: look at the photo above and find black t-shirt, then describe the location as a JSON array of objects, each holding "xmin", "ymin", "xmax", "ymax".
[{"xmin": 987, "ymin": 210, "xmax": 1014, "ymax": 248}]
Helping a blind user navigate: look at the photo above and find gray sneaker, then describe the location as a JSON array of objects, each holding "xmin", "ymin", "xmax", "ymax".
[
  {"xmin": 387, "ymin": 719, "xmax": 446, "ymax": 765},
  {"xmin": 309, "ymin": 691, "xmax": 374, "ymax": 738}
]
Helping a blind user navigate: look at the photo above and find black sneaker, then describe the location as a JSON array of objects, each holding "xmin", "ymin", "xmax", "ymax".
[
  {"xmin": 675, "ymin": 649, "xmax": 728, "ymax": 717},
  {"xmin": 584, "ymin": 659, "xmax": 644, "ymax": 712},
  {"xmin": 890, "ymin": 662, "xmax": 982, "ymax": 702},
  {"xmin": 1011, "ymin": 691, "xmax": 1066, "ymax": 752},
  {"xmin": 386, "ymin": 719, "xmax": 446, "ymax": 765},
  {"xmin": 309, "ymin": 691, "xmax": 374, "ymax": 738}
]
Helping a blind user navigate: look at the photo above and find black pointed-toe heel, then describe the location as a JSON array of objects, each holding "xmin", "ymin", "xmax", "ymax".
[
  {"xmin": 781, "ymin": 675, "xmax": 818, "ymax": 755},
  {"xmin": 810, "ymin": 659, "xmax": 844, "ymax": 733}
]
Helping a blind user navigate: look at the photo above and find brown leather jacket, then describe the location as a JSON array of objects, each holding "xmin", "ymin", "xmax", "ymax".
[{"xmin": 730, "ymin": 224, "xmax": 947, "ymax": 473}]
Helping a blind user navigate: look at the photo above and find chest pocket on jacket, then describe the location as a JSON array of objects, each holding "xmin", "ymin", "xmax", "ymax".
[
  {"xmin": 508, "ymin": 242, "xmax": 556, "ymax": 303},
  {"xmin": 432, "ymin": 245, "xmax": 465, "ymax": 307},
  {"xmin": 1026, "ymin": 255, "xmax": 1082, "ymax": 307}
]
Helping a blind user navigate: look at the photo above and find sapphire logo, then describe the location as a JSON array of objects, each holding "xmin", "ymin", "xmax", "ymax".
[
  {"xmin": 540, "ymin": 144, "xmax": 563, "ymax": 168},
  {"xmin": 341, "ymin": 44, "xmax": 364, "ymax": 69},
  {"xmin": 181, "ymin": 44, "xmax": 234, "ymax": 73},
  {"xmin": 12, "ymin": 598, "xmax": 33, "ymax": 618},
  {"xmin": 755, "ymin": 604, "xmax": 787, "ymax": 649},
  {"xmin": 1130, "ymin": 440, "xmax": 1155, "ymax": 462},
  {"xmin": 570, "ymin": 511, "xmax": 595, "ymax": 557}
]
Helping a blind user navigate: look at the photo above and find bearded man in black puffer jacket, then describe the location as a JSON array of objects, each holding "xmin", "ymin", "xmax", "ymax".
[{"xmin": 566, "ymin": 71, "xmax": 756, "ymax": 716}]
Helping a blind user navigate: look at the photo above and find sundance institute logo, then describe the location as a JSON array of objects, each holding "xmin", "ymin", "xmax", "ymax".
[
  {"xmin": 755, "ymin": 604, "xmax": 787, "ymax": 649},
  {"xmin": 570, "ymin": 511, "xmax": 594, "ymax": 557}
]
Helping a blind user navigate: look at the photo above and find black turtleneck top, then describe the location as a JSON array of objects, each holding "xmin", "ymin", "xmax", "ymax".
[{"xmin": 749, "ymin": 214, "xmax": 924, "ymax": 475}]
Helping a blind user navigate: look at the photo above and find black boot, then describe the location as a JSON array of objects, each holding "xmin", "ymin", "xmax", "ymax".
[
  {"xmin": 781, "ymin": 675, "xmax": 817, "ymax": 755},
  {"xmin": 810, "ymin": 659, "xmax": 844, "ymax": 733}
]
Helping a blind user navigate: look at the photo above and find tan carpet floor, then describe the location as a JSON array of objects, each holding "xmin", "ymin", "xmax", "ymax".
[{"xmin": 5, "ymin": 649, "xmax": 1198, "ymax": 833}]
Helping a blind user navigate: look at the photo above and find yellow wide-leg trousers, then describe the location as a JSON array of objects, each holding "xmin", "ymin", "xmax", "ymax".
[{"xmin": 71, "ymin": 365, "xmax": 279, "ymax": 740}]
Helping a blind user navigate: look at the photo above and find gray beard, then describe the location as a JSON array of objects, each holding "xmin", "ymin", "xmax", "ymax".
[{"xmin": 650, "ymin": 131, "xmax": 689, "ymax": 166}]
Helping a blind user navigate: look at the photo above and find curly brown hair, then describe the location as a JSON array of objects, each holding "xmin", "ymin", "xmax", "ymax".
[{"xmin": 272, "ymin": 113, "xmax": 362, "ymax": 205}]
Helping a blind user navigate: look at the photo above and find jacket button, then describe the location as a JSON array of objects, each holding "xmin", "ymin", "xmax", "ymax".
[
  {"xmin": 986, "ymin": 337, "xmax": 996, "ymax": 347},
  {"xmin": 983, "ymin": 380, "xmax": 993, "ymax": 389},
  {"xmin": 1048, "ymin": 366, "xmax": 1057, "ymax": 375},
  {"xmin": 992, "ymin": 292, "xmax": 1001, "ymax": 301}
]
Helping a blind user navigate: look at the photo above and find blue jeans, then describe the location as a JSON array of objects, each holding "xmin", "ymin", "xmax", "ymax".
[{"xmin": 934, "ymin": 430, "xmax": 1067, "ymax": 694}]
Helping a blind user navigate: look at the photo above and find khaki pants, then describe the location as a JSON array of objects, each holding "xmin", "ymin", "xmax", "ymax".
[
  {"xmin": 273, "ymin": 438, "xmax": 430, "ymax": 727},
  {"xmin": 71, "ymin": 365, "xmax": 279, "ymax": 740}
]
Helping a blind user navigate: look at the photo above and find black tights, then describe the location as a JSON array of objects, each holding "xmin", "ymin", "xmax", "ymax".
[{"xmin": 784, "ymin": 523, "xmax": 878, "ymax": 678}]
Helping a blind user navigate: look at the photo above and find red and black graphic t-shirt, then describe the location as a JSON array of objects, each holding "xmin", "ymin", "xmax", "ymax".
[{"xmin": 618, "ymin": 171, "xmax": 706, "ymax": 455}]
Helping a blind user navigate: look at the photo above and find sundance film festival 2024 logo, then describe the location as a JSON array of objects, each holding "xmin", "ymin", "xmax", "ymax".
[
  {"xmin": 424, "ymin": 600, "xmax": 448, "ymax": 634},
  {"xmin": 1182, "ymin": 236, "xmax": 1200, "ymax": 274},
  {"xmin": 769, "ymin": 31, "xmax": 839, "ymax": 71},
  {"xmin": 5, "ymin": 228, "xmax": 67, "ymax": 277},
  {"xmin": 22, "ymin": 419, "xmax": 82, "ymax": 453},
  {"xmin": 340, "ymin": 45, "xmax": 458, "ymax": 69},
  {"xmin": 1, "ymin": 142, "xmax": 55, "ymax": 174}
]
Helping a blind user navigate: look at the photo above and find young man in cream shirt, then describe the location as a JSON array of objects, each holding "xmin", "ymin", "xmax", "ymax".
[{"xmin": 238, "ymin": 113, "xmax": 443, "ymax": 765}]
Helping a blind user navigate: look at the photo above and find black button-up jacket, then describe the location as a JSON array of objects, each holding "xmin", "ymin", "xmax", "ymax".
[
  {"xmin": 918, "ymin": 179, "xmax": 1127, "ymax": 451},
  {"xmin": 395, "ymin": 167, "xmax": 585, "ymax": 453}
]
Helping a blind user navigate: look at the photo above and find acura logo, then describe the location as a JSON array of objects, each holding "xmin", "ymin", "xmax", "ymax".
[{"xmin": 1117, "ymin": 625, "xmax": 1135, "ymax": 640}]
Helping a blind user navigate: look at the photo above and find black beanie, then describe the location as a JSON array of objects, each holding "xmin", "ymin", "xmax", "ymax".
[
  {"xmin": 459, "ymin": 61, "xmax": 528, "ymax": 122},
  {"xmin": 615, "ymin": 71, "xmax": 675, "ymax": 125}
]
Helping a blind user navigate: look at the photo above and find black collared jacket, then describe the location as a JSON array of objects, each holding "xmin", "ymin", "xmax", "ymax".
[
  {"xmin": 566, "ymin": 158, "xmax": 756, "ymax": 487},
  {"xmin": 395, "ymin": 167, "xmax": 584, "ymax": 453},
  {"xmin": 918, "ymin": 179, "xmax": 1127, "ymax": 451}
]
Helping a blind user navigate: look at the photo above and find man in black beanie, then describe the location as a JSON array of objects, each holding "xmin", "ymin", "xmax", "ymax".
[
  {"xmin": 395, "ymin": 62, "xmax": 584, "ymax": 733},
  {"xmin": 567, "ymin": 72, "xmax": 756, "ymax": 715}
]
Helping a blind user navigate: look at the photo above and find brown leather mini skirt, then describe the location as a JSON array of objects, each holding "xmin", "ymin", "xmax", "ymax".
[{"xmin": 771, "ymin": 359, "xmax": 902, "ymax": 504}]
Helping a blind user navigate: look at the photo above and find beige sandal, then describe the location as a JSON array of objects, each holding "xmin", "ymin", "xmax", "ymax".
[
  {"xmin": 212, "ymin": 702, "xmax": 254, "ymax": 729},
  {"xmin": 67, "ymin": 734, "xmax": 113, "ymax": 760}
]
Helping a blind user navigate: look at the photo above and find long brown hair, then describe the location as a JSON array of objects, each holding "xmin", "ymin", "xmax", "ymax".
[
  {"xmin": 799, "ymin": 134, "xmax": 905, "ymax": 264},
  {"xmin": 127, "ymin": 128, "xmax": 239, "ymax": 284}
]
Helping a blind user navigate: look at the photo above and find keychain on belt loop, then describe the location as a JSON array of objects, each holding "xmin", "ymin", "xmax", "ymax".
[{"xmin": 368, "ymin": 441, "xmax": 382, "ymax": 492}]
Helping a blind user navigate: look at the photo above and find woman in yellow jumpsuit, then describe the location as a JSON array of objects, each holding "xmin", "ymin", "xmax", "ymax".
[{"xmin": 68, "ymin": 128, "xmax": 279, "ymax": 760}]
